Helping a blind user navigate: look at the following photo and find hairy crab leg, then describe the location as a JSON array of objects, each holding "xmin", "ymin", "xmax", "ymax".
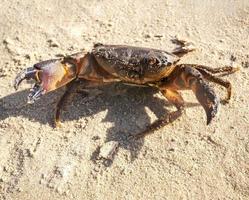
[{"xmin": 193, "ymin": 65, "xmax": 239, "ymax": 75}]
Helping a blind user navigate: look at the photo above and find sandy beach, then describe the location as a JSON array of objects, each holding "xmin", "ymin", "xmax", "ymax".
[{"xmin": 0, "ymin": 0, "xmax": 249, "ymax": 199}]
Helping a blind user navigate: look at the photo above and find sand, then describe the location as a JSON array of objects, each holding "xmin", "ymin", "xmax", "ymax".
[{"xmin": 0, "ymin": 0, "xmax": 249, "ymax": 199}]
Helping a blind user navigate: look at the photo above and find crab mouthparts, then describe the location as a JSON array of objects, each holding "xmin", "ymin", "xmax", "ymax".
[{"xmin": 27, "ymin": 84, "xmax": 46, "ymax": 104}]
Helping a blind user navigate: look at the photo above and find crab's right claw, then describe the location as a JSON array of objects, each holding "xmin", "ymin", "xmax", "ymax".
[
  {"xmin": 167, "ymin": 65, "xmax": 220, "ymax": 125},
  {"xmin": 194, "ymin": 81, "xmax": 220, "ymax": 125}
]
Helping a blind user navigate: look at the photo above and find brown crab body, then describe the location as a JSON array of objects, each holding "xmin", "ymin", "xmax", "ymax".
[
  {"xmin": 13, "ymin": 42, "xmax": 239, "ymax": 138},
  {"xmin": 91, "ymin": 44, "xmax": 179, "ymax": 84}
]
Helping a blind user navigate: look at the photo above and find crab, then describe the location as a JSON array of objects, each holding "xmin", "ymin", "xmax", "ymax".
[{"xmin": 14, "ymin": 39, "xmax": 239, "ymax": 138}]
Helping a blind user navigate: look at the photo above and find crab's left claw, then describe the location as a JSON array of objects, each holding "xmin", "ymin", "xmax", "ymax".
[
  {"xmin": 14, "ymin": 58, "xmax": 77, "ymax": 103},
  {"xmin": 14, "ymin": 66, "xmax": 46, "ymax": 103},
  {"xmin": 14, "ymin": 67, "xmax": 40, "ymax": 90},
  {"xmin": 27, "ymin": 83, "xmax": 46, "ymax": 104}
]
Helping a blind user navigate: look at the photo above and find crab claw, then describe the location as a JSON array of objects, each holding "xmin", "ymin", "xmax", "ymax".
[
  {"xmin": 14, "ymin": 58, "xmax": 77, "ymax": 103},
  {"xmin": 14, "ymin": 66, "xmax": 39, "ymax": 90},
  {"xmin": 194, "ymin": 80, "xmax": 220, "ymax": 125},
  {"xmin": 26, "ymin": 83, "xmax": 46, "ymax": 104}
]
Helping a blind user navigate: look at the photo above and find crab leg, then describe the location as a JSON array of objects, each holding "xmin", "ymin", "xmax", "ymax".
[
  {"xmin": 134, "ymin": 89, "xmax": 185, "ymax": 138},
  {"xmin": 134, "ymin": 65, "xmax": 220, "ymax": 138},
  {"xmin": 54, "ymin": 80, "xmax": 110, "ymax": 127},
  {"xmin": 171, "ymin": 38, "xmax": 196, "ymax": 57},
  {"xmin": 54, "ymin": 80, "xmax": 82, "ymax": 127},
  {"xmin": 193, "ymin": 65, "xmax": 239, "ymax": 75}
]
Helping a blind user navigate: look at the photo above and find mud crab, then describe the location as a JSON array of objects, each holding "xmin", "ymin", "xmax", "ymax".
[{"xmin": 14, "ymin": 40, "xmax": 238, "ymax": 138}]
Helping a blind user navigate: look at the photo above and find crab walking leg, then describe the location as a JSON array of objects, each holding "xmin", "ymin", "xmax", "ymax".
[
  {"xmin": 171, "ymin": 38, "xmax": 196, "ymax": 58},
  {"xmin": 54, "ymin": 81, "xmax": 80, "ymax": 127},
  {"xmin": 134, "ymin": 89, "xmax": 185, "ymax": 138},
  {"xmin": 192, "ymin": 65, "xmax": 239, "ymax": 76},
  {"xmin": 54, "ymin": 80, "xmax": 93, "ymax": 127},
  {"xmin": 54, "ymin": 80, "xmax": 111, "ymax": 127}
]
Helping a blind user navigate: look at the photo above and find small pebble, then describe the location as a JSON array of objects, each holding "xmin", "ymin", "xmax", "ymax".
[
  {"xmin": 92, "ymin": 136, "xmax": 100, "ymax": 141},
  {"xmin": 154, "ymin": 34, "xmax": 164, "ymax": 38},
  {"xmin": 242, "ymin": 61, "xmax": 249, "ymax": 68},
  {"xmin": 245, "ymin": 142, "xmax": 249, "ymax": 153},
  {"xmin": 99, "ymin": 141, "xmax": 119, "ymax": 160},
  {"xmin": 47, "ymin": 38, "xmax": 60, "ymax": 47},
  {"xmin": 230, "ymin": 55, "xmax": 237, "ymax": 62},
  {"xmin": 107, "ymin": 22, "xmax": 113, "ymax": 27},
  {"xmin": 3, "ymin": 38, "xmax": 14, "ymax": 45},
  {"xmin": 24, "ymin": 54, "xmax": 31, "ymax": 59},
  {"xmin": 144, "ymin": 34, "xmax": 151, "ymax": 39}
]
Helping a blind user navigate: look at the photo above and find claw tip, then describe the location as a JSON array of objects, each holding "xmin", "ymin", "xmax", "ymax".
[{"xmin": 206, "ymin": 99, "xmax": 219, "ymax": 125}]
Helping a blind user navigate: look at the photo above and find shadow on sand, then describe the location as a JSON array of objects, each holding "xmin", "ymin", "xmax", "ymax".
[{"xmin": 0, "ymin": 84, "xmax": 199, "ymax": 163}]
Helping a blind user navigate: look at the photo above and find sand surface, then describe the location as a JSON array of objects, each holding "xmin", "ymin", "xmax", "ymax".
[{"xmin": 0, "ymin": 0, "xmax": 249, "ymax": 199}]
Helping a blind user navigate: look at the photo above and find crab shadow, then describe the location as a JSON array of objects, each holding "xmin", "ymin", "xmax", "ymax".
[{"xmin": 0, "ymin": 84, "xmax": 199, "ymax": 163}]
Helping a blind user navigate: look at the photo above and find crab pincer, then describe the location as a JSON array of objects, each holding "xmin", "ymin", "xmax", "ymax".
[{"xmin": 14, "ymin": 58, "xmax": 78, "ymax": 103}]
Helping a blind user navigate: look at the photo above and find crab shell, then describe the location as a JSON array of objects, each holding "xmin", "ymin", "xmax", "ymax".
[{"xmin": 92, "ymin": 44, "xmax": 180, "ymax": 84}]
